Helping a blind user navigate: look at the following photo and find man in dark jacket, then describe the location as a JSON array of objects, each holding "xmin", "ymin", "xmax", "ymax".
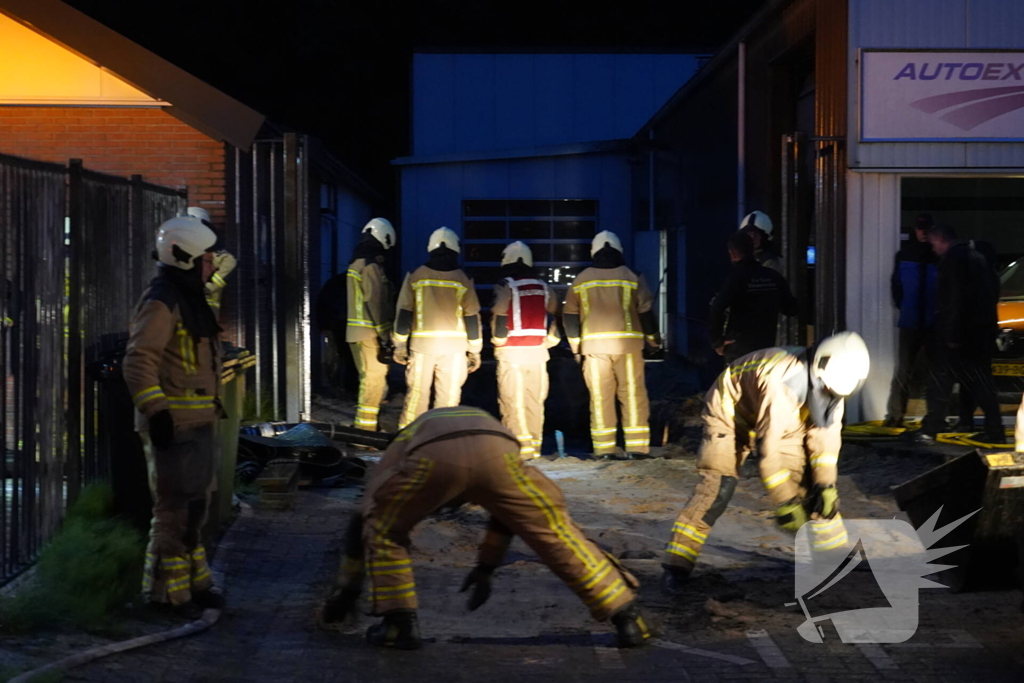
[
  {"xmin": 909, "ymin": 224, "xmax": 1003, "ymax": 444},
  {"xmin": 709, "ymin": 231, "xmax": 797, "ymax": 365},
  {"xmin": 883, "ymin": 214, "xmax": 938, "ymax": 427}
]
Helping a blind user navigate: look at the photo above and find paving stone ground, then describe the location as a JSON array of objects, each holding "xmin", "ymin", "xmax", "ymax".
[{"xmin": 61, "ymin": 476, "xmax": 1024, "ymax": 683}]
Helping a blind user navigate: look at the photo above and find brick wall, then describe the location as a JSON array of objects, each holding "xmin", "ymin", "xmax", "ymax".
[{"xmin": 0, "ymin": 107, "xmax": 227, "ymax": 224}]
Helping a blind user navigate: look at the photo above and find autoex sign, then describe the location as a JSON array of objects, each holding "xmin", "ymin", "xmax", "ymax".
[{"xmin": 861, "ymin": 50, "xmax": 1024, "ymax": 141}]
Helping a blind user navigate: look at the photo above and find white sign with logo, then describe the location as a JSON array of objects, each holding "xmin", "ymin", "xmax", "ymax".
[{"xmin": 860, "ymin": 50, "xmax": 1024, "ymax": 141}]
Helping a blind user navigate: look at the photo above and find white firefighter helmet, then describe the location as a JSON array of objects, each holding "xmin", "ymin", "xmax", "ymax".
[
  {"xmin": 812, "ymin": 331, "xmax": 871, "ymax": 397},
  {"xmin": 186, "ymin": 206, "xmax": 211, "ymax": 225},
  {"xmin": 362, "ymin": 217, "xmax": 396, "ymax": 249},
  {"xmin": 740, "ymin": 210, "xmax": 774, "ymax": 236},
  {"xmin": 156, "ymin": 216, "xmax": 218, "ymax": 271},
  {"xmin": 428, "ymin": 226, "xmax": 460, "ymax": 254},
  {"xmin": 590, "ymin": 230, "xmax": 623, "ymax": 257},
  {"xmin": 501, "ymin": 241, "xmax": 533, "ymax": 267}
]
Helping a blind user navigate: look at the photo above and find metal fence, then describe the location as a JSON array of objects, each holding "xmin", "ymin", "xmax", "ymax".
[{"xmin": 0, "ymin": 153, "xmax": 184, "ymax": 582}]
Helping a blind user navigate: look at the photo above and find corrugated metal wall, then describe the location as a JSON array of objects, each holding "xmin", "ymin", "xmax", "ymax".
[
  {"xmin": 848, "ymin": 0, "xmax": 1024, "ymax": 168},
  {"xmin": 412, "ymin": 54, "xmax": 699, "ymax": 156},
  {"xmin": 397, "ymin": 153, "xmax": 631, "ymax": 278}
]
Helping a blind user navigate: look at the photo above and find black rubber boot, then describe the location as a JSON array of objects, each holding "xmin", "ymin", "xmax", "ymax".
[
  {"xmin": 660, "ymin": 564, "xmax": 692, "ymax": 596},
  {"xmin": 171, "ymin": 601, "xmax": 205, "ymax": 620},
  {"xmin": 366, "ymin": 610, "xmax": 422, "ymax": 650},
  {"xmin": 610, "ymin": 602, "xmax": 652, "ymax": 648},
  {"xmin": 192, "ymin": 589, "xmax": 225, "ymax": 610}
]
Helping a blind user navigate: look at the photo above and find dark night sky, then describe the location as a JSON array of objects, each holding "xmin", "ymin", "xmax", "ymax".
[{"xmin": 65, "ymin": 0, "xmax": 766, "ymax": 204}]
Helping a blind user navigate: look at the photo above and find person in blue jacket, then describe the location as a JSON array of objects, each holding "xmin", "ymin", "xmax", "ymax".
[{"xmin": 884, "ymin": 214, "xmax": 938, "ymax": 428}]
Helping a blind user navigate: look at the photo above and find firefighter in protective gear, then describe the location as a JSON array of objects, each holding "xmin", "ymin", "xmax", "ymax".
[
  {"xmin": 392, "ymin": 228, "xmax": 482, "ymax": 429},
  {"xmin": 347, "ymin": 218, "xmax": 397, "ymax": 431},
  {"xmin": 739, "ymin": 210, "xmax": 784, "ymax": 275},
  {"xmin": 123, "ymin": 216, "xmax": 225, "ymax": 618},
  {"xmin": 186, "ymin": 207, "xmax": 236, "ymax": 315},
  {"xmin": 320, "ymin": 407, "xmax": 652, "ymax": 649},
  {"xmin": 660, "ymin": 332, "xmax": 870, "ymax": 594},
  {"xmin": 491, "ymin": 241, "xmax": 562, "ymax": 459},
  {"xmin": 563, "ymin": 231, "xmax": 661, "ymax": 459}
]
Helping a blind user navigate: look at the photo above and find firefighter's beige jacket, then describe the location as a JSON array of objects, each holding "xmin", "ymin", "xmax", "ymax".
[
  {"xmin": 706, "ymin": 347, "xmax": 843, "ymax": 503},
  {"xmin": 563, "ymin": 266, "xmax": 655, "ymax": 355},
  {"xmin": 124, "ymin": 294, "xmax": 223, "ymax": 433},
  {"xmin": 346, "ymin": 257, "xmax": 395, "ymax": 343},
  {"xmin": 394, "ymin": 266, "xmax": 481, "ymax": 355}
]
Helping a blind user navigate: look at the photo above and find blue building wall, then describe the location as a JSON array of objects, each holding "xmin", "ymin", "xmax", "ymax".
[
  {"xmin": 412, "ymin": 53, "xmax": 700, "ymax": 156},
  {"xmin": 398, "ymin": 152, "xmax": 631, "ymax": 291}
]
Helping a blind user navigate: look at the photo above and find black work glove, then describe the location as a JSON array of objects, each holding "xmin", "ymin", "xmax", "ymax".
[
  {"xmin": 149, "ymin": 410, "xmax": 174, "ymax": 451},
  {"xmin": 322, "ymin": 586, "xmax": 361, "ymax": 625},
  {"xmin": 377, "ymin": 340, "xmax": 395, "ymax": 365},
  {"xmin": 459, "ymin": 564, "xmax": 495, "ymax": 611}
]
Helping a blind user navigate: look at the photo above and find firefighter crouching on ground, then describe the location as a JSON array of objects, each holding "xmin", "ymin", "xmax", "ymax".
[
  {"xmin": 563, "ymin": 230, "xmax": 661, "ymax": 459},
  {"xmin": 186, "ymin": 207, "xmax": 236, "ymax": 317},
  {"xmin": 661, "ymin": 333, "xmax": 871, "ymax": 594},
  {"xmin": 491, "ymin": 241, "xmax": 562, "ymax": 459},
  {"xmin": 346, "ymin": 218, "xmax": 397, "ymax": 431},
  {"xmin": 320, "ymin": 407, "xmax": 652, "ymax": 649},
  {"xmin": 392, "ymin": 228, "xmax": 483, "ymax": 429},
  {"xmin": 123, "ymin": 216, "xmax": 225, "ymax": 618}
]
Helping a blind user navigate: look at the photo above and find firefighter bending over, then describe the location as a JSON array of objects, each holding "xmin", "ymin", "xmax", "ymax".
[
  {"xmin": 123, "ymin": 216, "xmax": 225, "ymax": 618},
  {"xmin": 491, "ymin": 241, "xmax": 562, "ymax": 458},
  {"xmin": 661, "ymin": 333, "xmax": 870, "ymax": 594},
  {"xmin": 392, "ymin": 228, "xmax": 482, "ymax": 428},
  {"xmin": 321, "ymin": 407, "xmax": 652, "ymax": 649}
]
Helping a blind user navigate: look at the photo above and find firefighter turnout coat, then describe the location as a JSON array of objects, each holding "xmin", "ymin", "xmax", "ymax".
[
  {"xmin": 123, "ymin": 287, "xmax": 222, "ymax": 606},
  {"xmin": 393, "ymin": 266, "xmax": 482, "ymax": 428},
  {"xmin": 336, "ymin": 407, "xmax": 640, "ymax": 621},
  {"xmin": 346, "ymin": 256, "xmax": 395, "ymax": 430},
  {"xmin": 491, "ymin": 275, "xmax": 562, "ymax": 458},
  {"xmin": 664, "ymin": 348, "xmax": 847, "ymax": 574},
  {"xmin": 563, "ymin": 265, "xmax": 656, "ymax": 456}
]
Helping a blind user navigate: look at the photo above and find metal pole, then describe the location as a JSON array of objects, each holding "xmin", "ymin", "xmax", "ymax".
[
  {"xmin": 282, "ymin": 133, "xmax": 301, "ymax": 423},
  {"xmin": 737, "ymin": 41, "xmax": 746, "ymax": 223},
  {"xmin": 66, "ymin": 160, "xmax": 83, "ymax": 504}
]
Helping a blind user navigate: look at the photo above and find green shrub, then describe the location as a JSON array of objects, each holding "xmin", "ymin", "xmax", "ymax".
[{"xmin": 0, "ymin": 483, "xmax": 144, "ymax": 633}]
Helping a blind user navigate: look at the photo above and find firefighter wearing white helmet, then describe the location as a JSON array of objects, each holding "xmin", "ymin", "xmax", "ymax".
[
  {"xmin": 660, "ymin": 333, "xmax": 870, "ymax": 595},
  {"xmin": 739, "ymin": 210, "xmax": 784, "ymax": 275},
  {"xmin": 563, "ymin": 230, "xmax": 661, "ymax": 459},
  {"xmin": 185, "ymin": 207, "xmax": 237, "ymax": 316},
  {"xmin": 491, "ymin": 241, "xmax": 562, "ymax": 458},
  {"xmin": 392, "ymin": 227, "xmax": 482, "ymax": 428},
  {"xmin": 344, "ymin": 218, "xmax": 398, "ymax": 431},
  {"xmin": 123, "ymin": 215, "xmax": 225, "ymax": 618}
]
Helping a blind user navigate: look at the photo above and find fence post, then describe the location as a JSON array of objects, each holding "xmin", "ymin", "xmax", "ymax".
[
  {"xmin": 66, "ymin": 159, "xmax": 83, "ymax": 504},
  {"xmin": 282, "ymin": 133, "xmax": 304, "ymax": 423}
]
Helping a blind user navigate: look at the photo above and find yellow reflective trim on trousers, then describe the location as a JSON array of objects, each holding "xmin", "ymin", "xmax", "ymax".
[
  {"xmin": 191, "ymin": 546, "xmax": 207, "ymax": 559},
  {"xmin": 811, "ymin": 517, "xmax": 844, "ymax": 533},
  {"xmin": 813, "ymin": 530, "xmax": 849, "ymax": 550},
  {"xmin": 373, "ymin": 458, "xmax": 435, "ymax": 562},
  {"xmin": 503, "ymin": 453, "xmax": 600, "ymax": 570},
  {"xmin": 810, "ymin": 453, "xmax": 839, "ymax": 468},
  {"xmin": 371, "ymin": 582, "xmax": 416, "ymax": 594},
  {"xmin": 369, "ymin": 559, "xmax": 412, "ymax": 568},
  {"xmin": 161, "ymin": 558, "xmax": 190, "ymax": 570},
  {"xmin": 572, "ymin": 280, "xmax": 639, "ymax": 293},
  {"xmin": 584, "ymin": 578, "xmax": 628, "ymax": 607},
  {"xmin": 401, "ymin": 357, "xmax": 425, "ymax": 427},
  {"xmin": 368, "ymin": 566, "xmax": 413, "ymax": 576},
  {"xmin": 591, "ymin": 427, "xmax": 616, "ymax": 436},
  {"xmin": 357, "ymin": 405, "xmax": 381, "ymax": 414},
  {"xmin": 667, "ymin": 542, "xmax": 699, "ymax": 561},
  {"xmin": 569, "ymin": 560, "xmax": 612, "ymax": 590},
  {"xmin": 623, "ymin": 426, "xmax": 648, "ymax": 434},
  {"xmin": 374, "ymin": 590, "xmax": 416, "ymax": 601},
  {"xmin": 589, "ymin": 355, "xmax": 605, "ymax": 431},
  {"xmin": 193, "ymin": 568, "xmax": 211, "ymax": 582},
  {"xmin": 673, "ymin": 523, "xmax": 707, "ymax": 543},
  {"xmin": 625, "ymin": 352, "xmax": 639, "ymax": 428},
  {"xmin": 763, "ymin": 470, "xmax": 791, "ymax": 490}
]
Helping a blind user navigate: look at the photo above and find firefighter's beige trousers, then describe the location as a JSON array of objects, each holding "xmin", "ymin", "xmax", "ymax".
[
  {"xmin": 141, "ymin": 425, "xmax": 216, "ymax": 605},
  {"xmin": 583, "ymin": 350, "xmax": 650, "ymax": 455},
  {"xmin": 350, "ymin": 339, "xmax": 388, "ymax": 431},
  {"xmin": 664, "ymin": 417, "xmax": 847, "ymax": 571},
  {"xmin": 496, "ymin": 361, "xmax": 549, "ymax": 458},
  {"xmin": 362, "ymin": 435, "xmax": 638, "ymax": 620},
  {"xmin": 399, "ymin": 351, "xmax": 468, "ymax": 429}
]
